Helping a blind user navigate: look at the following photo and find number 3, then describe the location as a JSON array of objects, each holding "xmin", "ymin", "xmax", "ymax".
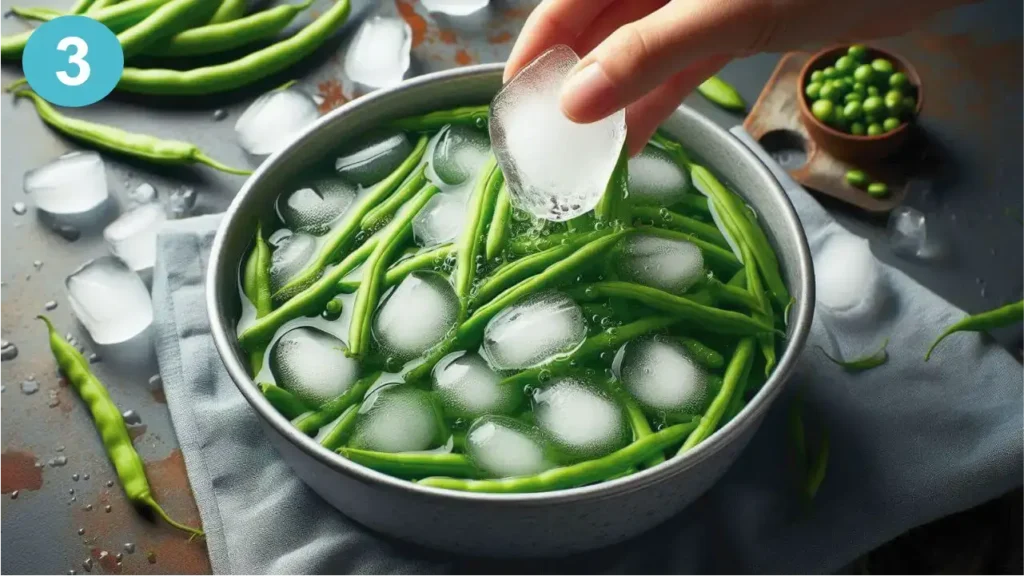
[{"xmin": 56, "ymin": 36, "xmax": 91, "ymax": 87}]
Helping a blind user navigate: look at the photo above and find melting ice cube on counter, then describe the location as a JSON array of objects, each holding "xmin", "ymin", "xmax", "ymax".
[
  {"xmin": 344, "ymin": 16, "xmax": 412, "ymax": 91},
  {"xmin": 269, "ymin": 327, "xmax": 360, "ymax": 406},
  {"xmin": 235, "ymin": 87, "xmax": 319, "ymax": 159},
  {"xmin": 24, "ymin": 152, "xmax": 109, "ymax": 215},
  {"xmin": 815, "ymin": 233, "xmax": 885, "ymax": 319},
  {"xmin": 65, "ymin": 257, "xmax": 153, "ymax": 345},
  {"xmin": 103, "ymin": 203, "xmax": 167, "ymax": 273}
]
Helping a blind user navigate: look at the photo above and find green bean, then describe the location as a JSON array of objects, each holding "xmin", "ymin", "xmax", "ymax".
[
  {"xmin": 697, "ymin": 76, "xmax": 747, "ymax": 112},
  {"xmin": 806, "ymin": 428, "xmax": 830, "ymax": 500},
  {"xmin": 389, "ymin": 105, "xmax": 489, "ymax": 133},
  {"xmin": 507, "ymin": 228, "xmax": 607, "ymax": 257},
  {"xmin": 594, "ymin": 144, "xmax": 629, "ymax": 222},
  {"xmin": 632, "ymin": 206, "xmax": 728, "ymax": 248},
  {"xmin": 319, "ymin": 404, "xmax": 360, "ymax": 450},
  {"xmin": 117, "ymin": 0, "xmax": 222, "ymax": 59},
  {"xmin": 242, "ymin": 224, "xmax": 273, "ymax": 375},
  {"xmin": 88, "ymin": 0, "xmax": 121, "ymax": 13},
  {"xmin": 116, "ymin": 0, "xmax": 351, "ymax": 95},
  {"xmin": 238, "ymin": 236, "xmax": 377, "ymax": 350},
  {"xmin": 632, "ymin": 226, "xmax": 741, "ymax": 278},
  {"xmin": 294, "ymin": 371, "xmax": 380, "ymax": 435},
  {"xmin": 925, "ymin": 300, "xmax": 1023, "ymax": 361},
  {"xmin": 678, "ymin": 337, "xmax": 755, "ymax": 454},
  {"xmin": 817, "ymin": 338, "xmax": 888, "ymax": 372},
  {"xmin": 9, "ymin": 89, "xmax": 251, "ymax": 176},
  {"xmin": 484, "ymin": 183, "xmax": 512, "ymax": 260},
  {"xmin": 359, "ymin": 165, "xmax": 428, "ymax": 231},
  {"xmin": 274, "ymin": 134, "xmax": 427, "ymax": 302},
  {"xmin": 208, "ymin": 0, "xmax": 246, "ymax": 23},
  {"xmin": 418, "ymin": 422, "xmax": 696, "ymax": 493},
  {"xmin": 726, "ymin": 268, "xmax": 747, "ymax": 288},
  {"xmin": 458, "ymin": 229, "xmax": 633, "ymax": 344},
  {"xmin": 455, "ymin": 156, "xmax": 501, "ymax": 304},
  {"xmin": 340, "ymin": 243, "xmax": 454, "ymax": 293},
  {"xmin": 676, "ymin": 193, "xmax": 711, "ymax": 219},
  {"xmin": 740, "ymin": 244, "xmax": 776, "ymax": 376},
  {"xmin": 38, "ymin": 316, "xmax": 202, "ymax": 537},
  {"xmin": 339, "ymin": 449, "xmax": 481, "ymax": 479},
  {"xmin": 258, "ymin": 382, "xmax": 311, "ymax": 419},
  {"xmin": 678, "ymin": 337, "xmax": 725, "ymax": 369},
  {"xmin": 615, "ymin": 389, "xmax": 664, "ymax": 468},
  {"xmin": 7, "ymin": 6, "xmax": 64, "ymax": 20},
  {"xmin": 70, "ymin": 0, "xmax": 98, "ymax": 13},
  {"xmin": 144, "ymin": 0, "xmax": 314, "ymax": 58},
  {"xmin": 568, "ymin": 282, "xmax": 775, "ymax": 336},
  {"xmin": 349, "ymin": 184, "xmax": 441, "ymax": 358}
]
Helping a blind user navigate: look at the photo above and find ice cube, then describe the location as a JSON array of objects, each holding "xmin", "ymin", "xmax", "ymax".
[
  {"xmin": 343, "ymin": 16, "xmax": 412, "ymax": 91},
  {"xmin": 348, "ymin": 383, "xmax": 447, "ymax": 453},
  {"xmin": 612, "ymin": 335, "xmax": 709, "ymax": 416},
  {"xmin": 815, "ymin": 233, "xmax": 884, "ymax": 318},
  {"xmin": 167, "ymin": 187, "xmax": 196, "ymax": 219},
  {"xmin": 65, "ymin": 256, "xmax": 153, "ymax": 345},
  {"xmin": 888, "ymin": 206, "xmax": 944, "ymax": 260},
  {"xmin": 431, "ymin": 351, "xmax": 522, "ymax": 418},
  {"xmin": 627, "ymin": 145, "xmax": 690, "ymax": 206},
  {"xmin": 489, "ymin": 45, "xmax": 626, "ymax": 222},
  {"xmin": 276, "ymin": 177, "xmax": 356, "ymax": 236},
  {"xmin": 466, "ymin": 415, "xmax": 554, "ymax": 478},
  {"xmin": 532, "ymin": 376, "xmax": 629, "ymax": 461},
  {"xmin": 481, "ymin": 290, "xmax": 587, "ymax": 370},
  {"xmin": 269, "ymin": 232, "xmax": 317, "ymax": 292},
  {"xmin": 430, "ymin": 124, "xmax": 491, "ymax": 186},
  {"xmin": 102, "ymin": 203, "xmax": 167, "ymax": 273},
  {"xmin": 24, "ymin": 152, "xmax": 109, "ymax": 215},
  {"xmin": 372, "ymin": 271, "xmax": 459, "ymax": 361},
  {"xmin": 420, "ymin": 0, "xmax": 489, "ymax": 16},
  {"xmin": 616, "ymin": 233, "xmax": 705, "ymax": 294},
  {"xmin": 335, "ymin": 131, "xmax": 412, "ymax": 187},
  {"xmin": 268, "ymin": 326, "xmax": 361, "ymax": 406},
  {"xmin": 128, "ymin": 182, "xmax": 157, "ymax": 205},
  {"xmin": 235, "ymin": 87, "xmax": 319, "ymax": 159},
  {"xmin": 412, "ymin": 192, "xmax": 467, "ymax": 247}
]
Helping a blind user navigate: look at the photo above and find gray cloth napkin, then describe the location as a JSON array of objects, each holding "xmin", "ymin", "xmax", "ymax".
[{"xmin": 152, "ymin": 130, "xmax": 1023, "ymax": 574}]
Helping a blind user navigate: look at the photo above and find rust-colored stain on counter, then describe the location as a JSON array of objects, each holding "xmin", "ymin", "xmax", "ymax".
[
  {"xmin": 396, "ymin": 0, "xmax": 427, "ymax": 48},
  {"xmin": 150, "ymin": 388, "xmax": 167, "ymax": 404},
  {"xmin": 455, "ymin": 49, "xmax": 475, "ymax": 66},
  {"xmin": 1, "ymin": 449, "xmax": 43, "ymax": 493},
  {"xmin": 439, "ymin": 29, "xmax": 457, "ymax": 45},
  {"xmin": 317, "ymin": 79, "xmax": 349, "ymax": 114},
  {"xmin": 488, "ymin": 31, "xmax": 513, "ymax": 45}
]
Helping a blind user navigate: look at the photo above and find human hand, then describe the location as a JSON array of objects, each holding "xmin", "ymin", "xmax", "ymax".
[{"xmin": 505, "ymin": 0, "xmax": 968, "ymax": 153}]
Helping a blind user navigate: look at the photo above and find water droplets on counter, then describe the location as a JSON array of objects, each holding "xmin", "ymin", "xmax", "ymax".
[
  {"xmin": 348, "ymin": 383, "xmax": 447, "ymax": 453},
  {"xmin": 490, "ymin": 45, "xmax": 626, "ymax": 222},
  {"xmin": 372, "ymin": 271, "xmax": 458, "ymax": 362},
  {"xmin": 12, "ymin": 201, "xmax": 27, "ymax": 215},
  {"xmin": 235, "ymin": 87, "xmax": 319, "ymax": 159},
  {"xmin": 21, "ymin": 379, "xmax": 39, "ymax": 394},
  {"xmin": 122, "ymin": 409, "xmax": 142, "ymax": 425},
  {"xmin": 24, "ymin": 152, "xmax": 109, "ymax": 215},
  {"xmin": 344, "ymin": 16, "xmax": 412, "ymax": 91},
  {"xmin": 412, "ymin": 193, "xmax": 467, "ymax": 247},
  {"xmin": 482, "ymin": 291, "xmax": 586, "ymax": 371},
  {"xmin": 466, "ymin": 416, "xmax": 553, "ymax": 478},
  {"xmin": 334, "ymin": 131, "xmax": 412, "ymax": 187},
  {"xmin": 49, "ymin": 455, "xmax": 68, "ymax": 467},
  {"xmin": 66, "ymin": 256, "xmax": 153, "ymax": 345},
  {"xmin": 1, "ymin": 340, "xmax": 19, "ymax": 361},
  {"xmin": 269, "ymin": 327, "xmax": 360, "ymax": 405},
  {"xmin": 616, "ymin": 233, "xmax": 704, "ymax": 294}
]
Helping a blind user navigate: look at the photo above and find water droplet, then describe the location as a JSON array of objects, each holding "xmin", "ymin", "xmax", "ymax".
[
  {"xmin": 122, "ymin": 409, "xmax": 142, "ymax": 425},
  {"xmin": 148, "ymin": 375, "xmax": 162, "ymax": 387},
  {"xmin": 83, "ymin": 504, "xmax": 93, "ymax": 511},
  {"xmin": 88, "ymin": 353, "xmax": 100, "ymax": 364},
  {"xmin": 474, "ymin": 116, "xmax": 486, "ymax": 129},
  {"xmin": 147, "ymin": 551, "xmax": 156, "ymax": 564},
  {"xmin": 11, "ymin": 490, "xmax": 19, "ymax": 499},
  {"xmin": 1, "ymin": 341, "xmax": 18, "ymax": 361},
  {"xmin": 50, "ymin": 455, "xmax": 68, "ymax": 467},
  {"xmin": 72, "ymin": 473, "xmax": 80, "ymax": 481},
  {"xmin": 976, "ymin": 277, "xmax": 984, "ymax": 285},
  {"xmin": 81, "ymin": 557, "xmax": 93, "ymax": 572},
  {"xmin": 54, "ymin": 224, "xmax": 81, "ymax": 242},
  {"xmin": 48, "ymin": 390, "xmax": 60, "ymax": 407},
  {"xmin": 21, "ymin": 379, "xmax": 39, "ymax": 394},
  {"xmin": 105, "ymin": 505, "xmax": 112, "ymax": 513},
  {"xmin": 33, "ymin": 260, "xmax": 43, "ymax": 270},
  {"xmin": 83, "ymin": 473, "xmax": 89, "ymax": 480},
  {"xmin": 44, "ymin": 300, "xmax": 58, "ymax": 311},
  {"xmin": 56, "ymin": 445, "xmax": 65, "ymax": 452},
  {"xmin": 115, "ymin": 553, "xmax": 123, "ymax": 562},
  {"xmin": 212, "ymin": 108, "xmax": 228, "ymax": 121},
  {"xmin": 123, "ymin": 543, "xmax": 135, "ymax": 554},
  {"xmin": 68, "ymin": 570, "xmax": 76, "ymax": 575},
  {"xmin": 69, "ymin": 488, "xmax": 75, "ymax": 495},
  {"xmin": 12, "ymin": 202, "xmax": 27, "ymax": 215},
  {"xmin": 989, "ymin": 248, "xmax": 996, "ymax": 256},
  {"xmin": 98, "ymin": 551, "xmax": 109, "ymax": 562},
  {"xmin": 106, "ymin": 480, "xmax": 114, "ymax": 488},
  {"xmin": 77, "ymin": 527, "xmax": 85, "ymax": 535},
  {"xmin": 981, "ymin": 286, "xmax": 988, "ymax": 298}
]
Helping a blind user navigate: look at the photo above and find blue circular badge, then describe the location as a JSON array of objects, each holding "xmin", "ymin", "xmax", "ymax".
[{"xmin": 22, "ymin": 16, "xmax": 124, "ymax": 108}]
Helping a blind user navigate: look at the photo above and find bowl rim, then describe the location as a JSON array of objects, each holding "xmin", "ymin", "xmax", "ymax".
[
  {"xmin": 797, "ymin": 44, "xmax": 924, "ymax": 142},
  {"xmin": 206, "ymin": 63, "xmax": 815, "ymax": 505}
]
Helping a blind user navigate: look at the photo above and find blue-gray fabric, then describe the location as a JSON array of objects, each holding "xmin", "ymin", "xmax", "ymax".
[{"xmin": 152, "ymin": 130, "xmax": 1023, "ymax": 574}]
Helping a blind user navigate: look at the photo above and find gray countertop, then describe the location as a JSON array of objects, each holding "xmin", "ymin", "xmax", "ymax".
[{"xmin": 2, "ymin": 0, "xmax": 1020, "ymax": 573}]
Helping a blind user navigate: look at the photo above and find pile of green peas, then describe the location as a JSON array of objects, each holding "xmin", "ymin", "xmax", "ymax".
[{"xmin": 805, "ymin": 45, "xmax": 918, "ymax": 136}]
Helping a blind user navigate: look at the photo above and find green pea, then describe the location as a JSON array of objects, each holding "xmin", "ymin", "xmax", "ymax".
[
  {"xmin": 850, "ymin": 122, "xmax": 867, "ymax": 136},
  {"xmin": 844, "ymin": 92, "xmax": 863, "ymax": 103},
  {"xmin": 823, "ymin": 66, "xmax": 838, "ymax": 79},
  {"xmin": 862, "ymin": 96, "xmax": 884, "ymax": 114},
  {"xmin": 843, "ymin": 101, "xmax": 863, "ymax": 120},
  {"xmin": 853, "ymin": 64, "xmax": 874, "ymax": 83},
  {"xmin": 843, "ymin": 76, "xmax": 855, "ymax": 86},
  {"xmin": 847, "ymin": 45, "xmax": 868, "ymax": 60},
  {"xmin": 884, "ymin": 90, "xmax": 903, "ymax": 114},
  {"xmin": 867, "ymin": 123, "xmax": 884, "ymax": 136},
  {"xmin": 889, "ymin": 72, "xmax": 909, "ymax": 89},
  {"xmin": 805, "ymin": 82, "xmax": 822, "ymax": 99},
  {"xmin": 867, "ymin": 182, "xmax": 889, "ymax": 197},
  {"xmin": 853, "ymin": 82, "xmax": 867, "ymax": 95},
  {"xmin": 867, "ymin": 86, "xmax": 880, "ymax": 97},
  {"xmin": 883, "ymin": 117, "xmax": 901, "ymax": 131},
  {"xmin": 871, "ymin": 58, "xmax": 894, "ymax": 75},
  {"xmin": 819, "ymin": 83, "xmax": 839, "ymax": 102},
  {"xmin": 810, "ymin": 70, "xmax": 825, "ymax": 83},
  {"xmin": 835, "ymin": 55, "xmax": 855, "ymax": 73},
  {"xmin": 811, "ymin": 99, "xmax": 834, "ymax": 122},
  {"xmin": 845, "ymin": 169, "xmax": 869, "ymax": 188}
]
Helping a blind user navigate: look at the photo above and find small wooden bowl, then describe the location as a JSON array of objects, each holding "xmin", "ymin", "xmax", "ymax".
[{"xmin": 797, "ymin": 45, "xmax": 924, "ymax": 162}]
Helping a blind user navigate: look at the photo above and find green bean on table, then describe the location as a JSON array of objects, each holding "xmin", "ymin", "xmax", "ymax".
[
  {"xmin": 817, "ymin": 338, "xmax": 889, "ymax": 372},
  {"xmin": 294, "ymin": 371, "xmax": 381, "ymax": 435},
  {"xmin": 697, "ymin": 76, "xmax": 747, "ymax": 113},
  {"xmin": 8, "ymin": 88, "xmax": 251, "ymax": 175},
  {"xmin": 116, "ymin": 0, "xmax": 223, "ymax": 59},
  {"xmin": 7, "ymin": 6, "xmax": 65, "ymax": 20},
  {"xmin": 258, "ymin": 382, "xmax": 311, "ymax": 420},
  {"xmin": 678, "ymin": 337, "xmax": 756, "ymax": 454},
  {"xmin": 454, "ymin": 156, "xmax": 501, "ymax": 305},
  {"xmin": 418, "ymin": 422, "xmax": 697, "ymax": 493},
  {"xmin": 39, "ymin": 316, "xmax": 203, "ymax": 537},
  {"xmin": 339, "ymin": 449, "xmax": 482, "ymax": 479},
  {"xmin": 924, "ymin": 300, "xmax": 1023, "ymax": 361}
]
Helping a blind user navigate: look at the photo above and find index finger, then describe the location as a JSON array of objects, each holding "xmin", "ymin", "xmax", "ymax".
[{"xmin": 504, "ymin": 0, "xmax": 617, "ymax": 82}]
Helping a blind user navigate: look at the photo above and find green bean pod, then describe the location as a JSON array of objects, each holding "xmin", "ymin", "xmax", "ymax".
[
  {"xmin": 506, "ymin": 228, "xmax": 608, "ymax": 257},
  {"xmin": 258, "ymin": 383, "xmax": 311, "ymax": 420},
  {"xmin": 740, "ymin": 243, "xmax": 777, "ymax": 375},
  {"xmin": 454, "ymin": 156, "xmax": 501, "ymax": 304},
  {"xmin": 70, "ymin": 0, "xmax": 98, "ymax": 14},
  {"xmin": 631, "ymin": 205, "xmax": 728, "ymax": 248},
  {"xmin": 389, "ymin": 105, "xmax": 489, "ymax": 133},
  {"xmin": 349, "ymin": 184, "xmax": 441, "ymax": 358},
  {"xmin": 88, "ymin": 0, "xmax": 121, "ymax": 13},
  {"xmin": 339, "ymin": 449, "xmax": 481, "ymax": 479},
  {"xmin": 274, "ymin": 134, "xmax": 427, "ymax": 303},
  {"xmin": 38, "ymin": 316, "xmax": 203, "ymax": 537},
  {"xmin": 7, "ymin": 6, "xmax": 64, "ymax": 20},
  {"xmin": 338, "ymin": 243, "xmax": 454, "ymax": 293},
  {"xmin": 242, "ymin": 224, "xmax": 273, "ymax": 375},
  {"xmin": 144, "ymin": 0, "xmax": 314, "ymax": 58},
  {"xmin": 925, "ymin": 300, "xmax": 1023, "ymax": 361},
  {"xmin": 678, "ymin": 337, "xmax": 756, "ymax": 454},
  {"xmin": 208, "ymin": 0, "xmax": 246, "ymax": 23},
  {"xmin": 319, "ymin": 404, "xmax": 360, "ymax": 450},
  {"xmin": 611, "ymin": 385, "xmax": 664, "ymax": 468},
  {"xmin": 418, "ymin": 422, "xmax": 697, "ymax": 493},
  {"xmin": 676, "ymin": 193, "xmax": 712, "ymax": 219},
  {"xmin": 117, "ymin": 0, "xmax": 223, "ymax": 59},
  {"xmin": 594, "ymin": 144, "xmax": 629, "ymax": 222},
  {"xmin": 817, "ymin": 338, "xmax": 889, "ymax": 372},
  {"xmin": 484, "ymin": 183, "xmax": 512, "ymax": 260},
  {"xmin": 116, "ymin": 0, "xmax": 351, "ymax": 94},
  {"xmin": 294, "ymin": 371, "xmax": 380, "ymax": 435},
  {"xmin": 697, "ymin": 76, "xmax": 747, "ymax": 112},
  {"xmin": 470, "ymin": 238, "xmax": 594, "ymax": 310},
  {"xmin": 677, "ymin": 337, "xmax": 725, "ymax": 369},
  {"xmin": 359, "ymin": 164, "xmax": 428, "ymax": 231},
  {"xmin": 10, "ymin": 89, "xmax": 250, "ymax": 175}
]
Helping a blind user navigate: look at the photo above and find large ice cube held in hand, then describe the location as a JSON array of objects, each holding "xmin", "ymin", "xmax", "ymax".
[
  {"xmin": 489, "ymin": 45, "xmax": 626, "ymax": 222},
  {"xmin": 269, "ymin": 231, "xmax": 317, "ymax": 292},
  {"xmin": 466, "ymin": 416, "xmax": 553, "ymax": 478},
  {"xmin": 481, "ymin": 290, "xmax": 587, "ymax": 371},
  {"xmin": 628, "ymin": 145, "xmax": 690, "ymax": 205},
  {"xmin": 235, "ymin": 87, "xmax": 319, "ymax": 158},
  {"xmin": 65, "ymin": 256, "xmax": 153, "ymax": 345},
  {"xmin": 24, "ymin": 151, "xmax": 109, "ymax": 215},
  {"xmin": 431, "ymin": 351, "xmax": 521, "ymax": 418},
  {"xmin": 412, "ymin": 193, "xmax": 467, "ymax": 247},
  {"xmin": 815, "ymin": 233, "xmax": 884, "ymax": 318},
  {"xmin": 269, "ymin": 327, "xmax": 360, "ymax": 406},
  {"xmin": 276, "ymin": 177, "xmax": 356, "ymax": 236},
  {"xmin": 348, "ymin": 383, "xmax": 447, "ymax": 453},
  {"xmin": 103, "ymin": 203, "xmax": 167, "ymax": 273},
  {"xmin": 616, "ymin": 233, "xmax": 705, "ymax": 294},
  {"xmin": 421, "ymin": 0, "xmax": 489, "ymax": 16},
  {"xmin": 532, "ymin": 376, "xmax": 629, "ymax": 461},
  {"xmin": 344, "ymin": 16, "xmax": 412, "ymax": 91},
  {"xmin": 430, "ymin": 124, "xmax": 491, "ymax": 186},
  {"xmin": 372, "ymin": 271, "xmax": 459, "ymax": 361},
  {"xmin": 335, "ymin": 131, "xmax": 412, "ymax": 187},
  {"xmin": 612, "ymin": 335, "xmax": 710, "ymax": 416}
]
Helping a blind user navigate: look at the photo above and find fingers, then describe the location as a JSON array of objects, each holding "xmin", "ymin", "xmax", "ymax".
[
  {"xmin": 504, "ymin": 0, "xmax": 617, "ymax": 82},
  {"xmin": 573, "ymin": 0, "xmax": 668, "ymax": 56}
]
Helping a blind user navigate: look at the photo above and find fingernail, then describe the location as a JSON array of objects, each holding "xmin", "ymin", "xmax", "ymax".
[{"xmin": 560, "ymin": 62, "xmax": 616, "ymax": 121}]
